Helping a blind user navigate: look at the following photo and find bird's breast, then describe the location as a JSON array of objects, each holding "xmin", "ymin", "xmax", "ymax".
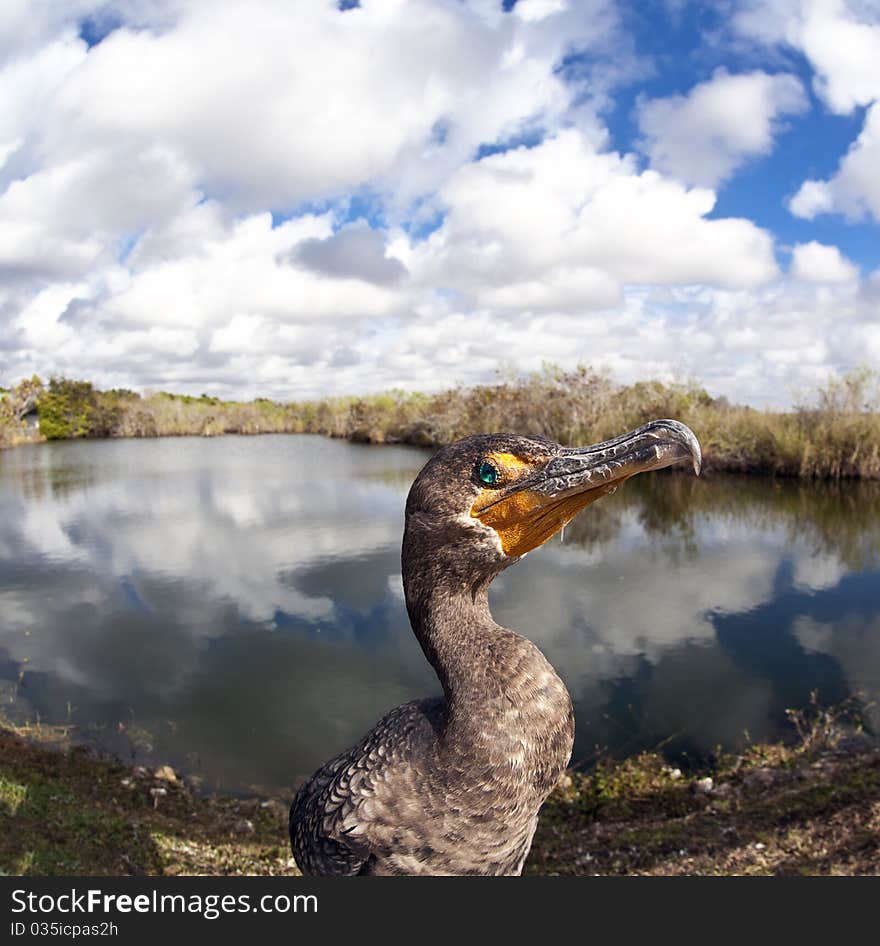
[{"xmin": 445, "ymin": 655, "xmax": 575, "ymax": 806}]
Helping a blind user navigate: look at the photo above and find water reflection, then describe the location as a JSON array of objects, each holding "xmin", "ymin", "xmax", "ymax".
[{"xmin": 0, "ymin": 435, "xmax": 878, "ymax": 793}]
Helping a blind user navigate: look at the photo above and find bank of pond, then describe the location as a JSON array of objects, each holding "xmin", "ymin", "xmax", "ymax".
[
  {"xmin": 2, "ymin": 367, "xmax": 880, "ymax": 479},
  {"xmin": 2, "ymin": 707, "xmax": 877, "ymax": 875}
]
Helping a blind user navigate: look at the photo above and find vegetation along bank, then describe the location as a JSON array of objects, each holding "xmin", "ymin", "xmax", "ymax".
[{"xmin": 2, "ymin": 366, "xmax": 879, "ymax": 479}]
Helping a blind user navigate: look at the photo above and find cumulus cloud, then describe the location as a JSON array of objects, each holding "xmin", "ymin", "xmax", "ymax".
[
  {"xmin": 405, "ymin": 129, "xmax": 780, "ymax": 304},
  {"xmin": 0, "ymin": 145, "xmax": 195, "ymax": 280},
  {"xmin": 0, "ymin": 0, "xmax": 98, "ymax": 68},
  {"xmin": 46, "ymin": 0, "xmax": 620, "ymax": 212},
  {"xmin": 637, "ymin": 68, "xmax": 808, "ymax": 188},
  {"xmin": 0, "ymin": 0, "xmax": 626, "ymax": 283},
  {"xmin": 735, "ymin": 0, "xmax": 880, "ymax": 114},
  {"xmin": 790, "ymin": 240, "xmax": 859, "ymax": 282},
  {"xmin": 3, "ymin": 196, "xmax": 875, "ymax": 407}
]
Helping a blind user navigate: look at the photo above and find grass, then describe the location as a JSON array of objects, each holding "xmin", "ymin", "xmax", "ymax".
[
  {"xmin": 2, "ymin": 366, "xmax": 880, "ymax": 479},
  {"xmin": 0, "ymin": 721, "xmax": 295, "ymax": 876},
  {"xmin": 526, "ymin": 696, "xmax": 880, "ymax": 876},
  {"xmin": 1, "ymin": 698, "xmax": 877, "ymax": 876}
]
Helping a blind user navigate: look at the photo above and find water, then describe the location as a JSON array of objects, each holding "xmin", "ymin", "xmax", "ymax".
[{"xmin": 1, "ymin": 435, "xmax": 878, "ymax": 795}]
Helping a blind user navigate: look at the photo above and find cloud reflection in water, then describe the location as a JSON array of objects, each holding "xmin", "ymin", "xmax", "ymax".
[{"xmin": 0, "ymin": 435, "xmax": 877, "ymax": 792}]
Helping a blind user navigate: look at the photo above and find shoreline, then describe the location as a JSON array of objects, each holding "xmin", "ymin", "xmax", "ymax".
[
  {"xmin": 3, "ymin": 425, "xmax": 880, "ymax": 482},
  {"xmin": 2, "ymin": 368, "xmax": 880, "ymax": 479},
  {"xmin": 2, "ymin": 708, "xmax": 877, "ymax": 876}
]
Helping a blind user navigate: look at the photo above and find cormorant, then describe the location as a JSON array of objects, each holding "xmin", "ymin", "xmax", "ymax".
[{"xmin": 290, "ymin": 420, "xmax": 701, "ymax": 876}]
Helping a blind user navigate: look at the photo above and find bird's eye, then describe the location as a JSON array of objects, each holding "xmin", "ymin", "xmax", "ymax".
[{"xmin": 477, "ymin": 461, "xmax": 499, "ymax": 486}]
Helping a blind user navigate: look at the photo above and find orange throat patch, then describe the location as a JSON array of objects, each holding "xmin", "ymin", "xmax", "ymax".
[{"xmin": 471, "ymin": 485, "xmax": 613, "ymax": 557}]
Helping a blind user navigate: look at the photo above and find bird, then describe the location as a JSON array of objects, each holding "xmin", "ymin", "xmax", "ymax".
[{"xmin": 290, "ymin": 419, "xmax": 701, "ymax": 876}]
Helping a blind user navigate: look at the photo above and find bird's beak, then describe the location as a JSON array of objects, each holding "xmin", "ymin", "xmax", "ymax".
[{"xmin": 472, "ymin": 419, "xmax": 701, "ymax": 557}]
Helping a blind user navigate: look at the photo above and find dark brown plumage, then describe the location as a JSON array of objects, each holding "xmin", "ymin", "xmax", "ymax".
[{"xmin": 290, "ymin": 422, "xmax": 700, "ymax": 875}]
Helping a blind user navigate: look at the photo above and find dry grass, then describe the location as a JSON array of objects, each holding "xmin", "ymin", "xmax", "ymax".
[
  {"xmin": 2, "ymin": 366, "xmax": 879, "ymax": 479},
  {"xmin": 295, "ymin": 365, "xmax": 880, "ymax": 480}
]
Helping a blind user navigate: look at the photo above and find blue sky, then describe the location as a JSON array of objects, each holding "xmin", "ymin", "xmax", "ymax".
[{"xmin": 1, "ymin": 0, "xmax": 878, "ymax": 406}]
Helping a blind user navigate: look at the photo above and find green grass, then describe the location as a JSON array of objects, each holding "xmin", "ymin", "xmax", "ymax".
[
  {"xmin": 0, "ymin": 773, "xmax": 28, "ymax": 816},
  {"xmin": 0, "ymin": 725, "xmax": 294, "ymax": 877}
]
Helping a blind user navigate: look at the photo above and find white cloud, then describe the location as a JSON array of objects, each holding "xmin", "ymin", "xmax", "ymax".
[
  {"xmin": 47, "ymin": 0, "xmax": 619, "ymax": 213},
  {"xmin": 790, "ymin": 240, "xmax": 859, "ymax": 282},
  {"xmin": 0, "ymin": 145, "xmax": 195, "ymax": 280},
  {"xmin": 787, "ymin": 178, "xmax": 834, "ymax": 218},
  {"xmin": 0, "ymin": 0, "xmax": 876, "ymax": 407},
  {"xmin": 515, "ymin": 0, "xmax": 570, "ymax": 24},
  {"xmin": 734, "ymin": 0, "xmax": 880, "ymax": 114},
  {"xmin": 3, "ymin": 191, "xmax": 873, "ymax": 408},
  {"xmin": 0, "ymin": 1, "xmax": 98, "ymax": 68},
  {"xmin": 737, "ymin": 0, "xmax": 880, "ymax": 220},
  {"xmin": 795, "ymin": 0, "xmax": 880, "ymax": 114},
  {"xmin": 637, "ymin": 68, "xmax": 807, "ymax": 188},
  {"xmin": 407, "ymin": 129, "xmax": 780, "ymax": 303},
  {"xmin": 0, "ymin": 35, "xmax": 87, "ymax": 176},
  {"xmin": 789, "ymin": 101, "xmax": 880, "ymax": 220},
  {"xmin": 0, "ymin": 0, "xmax": 626, "ymax": 287}
]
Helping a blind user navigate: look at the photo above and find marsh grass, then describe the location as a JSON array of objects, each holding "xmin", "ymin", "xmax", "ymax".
[{"xmin": 2, "ymin": 366, "xmax": 879, "ymax": 479}]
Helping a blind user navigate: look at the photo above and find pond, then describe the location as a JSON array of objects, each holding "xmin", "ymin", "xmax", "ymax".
[{"xmin": 0, "ymin": 434, "xmax": 878, "ymax": 795}]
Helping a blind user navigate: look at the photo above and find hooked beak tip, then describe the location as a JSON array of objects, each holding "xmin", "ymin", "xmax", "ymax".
[
  {"xmin": 679, "ymin": 422, "xmax": 702, "ymax": 476},
  {"xmin": 651, "ymin": 418, "xmax": 701, "ymax": 477}
]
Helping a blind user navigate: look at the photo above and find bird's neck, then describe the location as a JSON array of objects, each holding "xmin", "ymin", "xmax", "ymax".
[
  {"xmin": 405, "ymin": 574, "xmax": 502, "ymax": 702},
  {"xmin": 402, "ymin": 543, "xmax": 573, "ymax": 779}
]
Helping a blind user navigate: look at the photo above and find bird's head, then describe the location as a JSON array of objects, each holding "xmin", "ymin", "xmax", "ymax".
[{"xmin": 404, "ymin": 420, "xmax": 701, "ymax": 586}]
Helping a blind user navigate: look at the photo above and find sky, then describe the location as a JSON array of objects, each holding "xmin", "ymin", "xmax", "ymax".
[{"xmin": 0, "ymin": 0, "xmax": 879, "ymax": 407}]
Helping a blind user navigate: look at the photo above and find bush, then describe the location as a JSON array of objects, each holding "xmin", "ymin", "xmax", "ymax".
[{"xmin": 37, "ymin": 378, "xmax": 123, "ymax": 440}]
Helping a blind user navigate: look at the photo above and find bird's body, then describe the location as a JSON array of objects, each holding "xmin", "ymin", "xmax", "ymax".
[
  {"xmin": 291, "ymin": 422, "xmax": 701, "ymax": 876},
  {"xmin": 291, "ymin": 634, "xmax": 573, "ymax": 876}
]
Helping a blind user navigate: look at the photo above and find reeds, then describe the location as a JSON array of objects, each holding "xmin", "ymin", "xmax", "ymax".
[
  {"xmin": 287, "ymin": 365, "xmax": 880, "ymax": 480},
  {"xmin": 2, "ymin": 367, "xmax": 879, "ymax": 479}
]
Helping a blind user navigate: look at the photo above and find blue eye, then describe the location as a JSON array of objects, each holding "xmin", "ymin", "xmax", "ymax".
[{"xmin": 478, "ymin": 461, "xmax": 499, "ymax": 485}]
